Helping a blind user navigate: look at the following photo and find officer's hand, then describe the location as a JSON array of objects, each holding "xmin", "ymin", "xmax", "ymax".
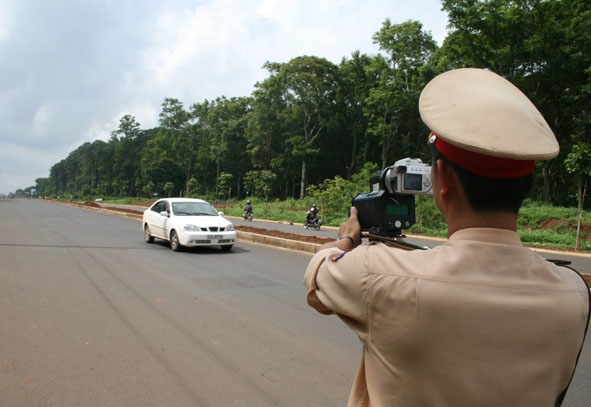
[
  {"xmin": 337, "ymin": 207, "xmax": 362, "ymax": 247},
  {"xmin": 317, "ymin": 207, "xmax": 362, "ymax": 252}
]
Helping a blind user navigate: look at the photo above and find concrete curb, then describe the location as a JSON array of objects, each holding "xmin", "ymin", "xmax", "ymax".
[{"xmin": 236, "ymin": 231, "xmax": 320, "ymax": 254}]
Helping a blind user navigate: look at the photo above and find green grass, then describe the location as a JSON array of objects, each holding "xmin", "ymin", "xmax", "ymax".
[
  {"xmin": 517, "ymin": 200, "xmax": 591, "ymax": 251},
  {"xmin": 100, "ymin": 197, "xmax": 154, "ymax": 205},
  {"xmin": 220, "ymin": 198, "xmax": 312, "ymax": 225}
]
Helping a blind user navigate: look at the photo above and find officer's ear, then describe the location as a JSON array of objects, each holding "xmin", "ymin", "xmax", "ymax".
[
  {"xmin": 435, "ymin": 159, "xmax": 451, "ymax": 199},
  {"xmin": 437, "ymin": 159, "xmax": 466, "ymax": 203}
]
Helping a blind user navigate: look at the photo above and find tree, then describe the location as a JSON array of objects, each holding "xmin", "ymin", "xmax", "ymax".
[
  {"xmin": 216, "ymin": 172, "xmax": 233, "ymax": 201},
  {"xmin": 335, "ymin": 51, "xmax": 374, "ymax": 178},
  {"xmin": 35, "ymin": 177, "xmax": 54, "ymax": 197},
  {"xmin": 206, "ymin": 97, "xmax": 252, "ymax": 200},
  {"xmin": 565, "ymin": 143, "xmax": 591, "ymax": 250},
  {"xmin": 187, "ymin": 178, "xmax": 200, "ymax": 198},
  {"xmin": 440, "ymin": 0, "xmax": 591, "ymax": 204},
  {"xmin": 164, "ymin": 182, "xmax": 175, "ymax": 198},
  {"xmin": 111, "ymin": 115, "xmax": 143, "ymax": 196},
  {"xmin": 373, "ymin": 19, "xmax": 437, "ymax": 72},
  {"xmin": 189, "ymin": 100, "xmax": 215, "ymax": 195},
  {"xmin": 368, "ymin": 20, "xmax": 438, "ymax": 166},
  {"xmin": 248, "ymin": 69, "xmax": 296, "ymax": 199},
  {"xmin": 244, "ymin": 170, "xmax": 277, "ymax": 214},
  {"xmin": 142, "ymin": 158, "xmax": 184, "ymax": 196},
  {"xmin": 306, "ymin": 161, "xmax": 379, "ymax": 223},
  {"xmin": 267, "ymin": 56, "xmax": 339, "ymax": 199},
  {"xmin": 157, "ymin": 98, "xmax": 194, "ymax": 194},
  {"xmin": 144, "ymin": 180, "xmax": 155, "ymax": 198}
]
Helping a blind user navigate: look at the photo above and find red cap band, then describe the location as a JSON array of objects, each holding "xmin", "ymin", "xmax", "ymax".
[{"xmin": 429, "ymin": 132, "xmax": 535, "ymax": 179}]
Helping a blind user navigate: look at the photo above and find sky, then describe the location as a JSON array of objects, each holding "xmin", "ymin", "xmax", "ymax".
[{"xmin": 0, "ymin": 0, "xmax": 449, "ymax": 195}]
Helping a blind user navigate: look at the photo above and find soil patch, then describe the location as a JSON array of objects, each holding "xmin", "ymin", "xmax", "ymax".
[
  {"xmin": 237, "ymin": 225, "xmax": 334, "ymax": 245},
  {"xmin": 83, "ymin": 201, "xmax": 101, "ymax": 208},
  {"xmin": 81, "ymin": 201, "xmax": 146, "ymax": 216},
  {"xmin": 540, "ymin": 218, "xmax": 591, "ymax": 242}
]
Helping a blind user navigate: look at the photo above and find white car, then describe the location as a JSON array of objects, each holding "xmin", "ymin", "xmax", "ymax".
[{"xmin": 143, "ymin": 198, "xmax": 236, "ymax": 252}]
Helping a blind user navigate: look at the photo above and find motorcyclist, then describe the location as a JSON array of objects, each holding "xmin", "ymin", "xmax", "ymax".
[
  {"xmin": 244, "ymin": 200, "xmax": 253, "ymax": 216},
  {"xmin": 307, "ymin": 204, "xmax": 318, "ymax": 223}
]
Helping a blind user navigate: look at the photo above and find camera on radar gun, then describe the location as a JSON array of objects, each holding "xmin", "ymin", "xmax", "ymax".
[{"xmin": 352, "ymin": 157, "xmax": 433, "ymax": 238}]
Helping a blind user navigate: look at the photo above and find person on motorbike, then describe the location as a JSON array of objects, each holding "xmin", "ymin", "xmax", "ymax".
[
  {"xmin": 244, "ymin": 200, "xmax": 253, "ymax": 216},
  {"xmin": 307, "ymin": 204, "xmax": 319, "ymax": 223}
]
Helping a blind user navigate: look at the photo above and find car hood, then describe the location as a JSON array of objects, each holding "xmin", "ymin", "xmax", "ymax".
[{"xmin": 179, "ymin": 215, "xmax": 233, "ymax": 227}]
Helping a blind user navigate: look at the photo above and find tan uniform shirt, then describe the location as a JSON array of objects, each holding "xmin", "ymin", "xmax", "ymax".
[{"xmin": 304, "ymin": 228, "xmax": 589, "ymax": 407}]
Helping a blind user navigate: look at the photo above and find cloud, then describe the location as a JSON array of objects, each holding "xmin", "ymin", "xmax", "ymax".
[{"xmin": 0, "ymin": 0, "xmax": 448, "ymax": 194}]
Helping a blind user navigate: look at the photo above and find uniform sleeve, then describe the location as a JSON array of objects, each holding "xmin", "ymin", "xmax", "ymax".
[
  {"xmin": 303, "ymin": 248, "xmax": 340, "ymax": 315},
  {"xmin": 303, "ymin": 245, "xmax": 371, "ymax": 336}
]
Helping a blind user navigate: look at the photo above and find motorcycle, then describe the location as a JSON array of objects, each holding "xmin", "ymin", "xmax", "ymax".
[
  {"xmin": 304, "ymin": 214, "xmax": 322, "ymax": 230},
  {"xmin": 243, "ymin": 210, "xmax": 253, "ymax": 221}
]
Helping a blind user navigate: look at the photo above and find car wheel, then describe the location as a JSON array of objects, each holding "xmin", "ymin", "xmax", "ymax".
[
  {"xmin": 144, "ymin": 224, "xmax": 154, "ymax": 243},
  {"xmin": 221, "ymin": 245, "xmax": 233, "ymax": 252},
  {"xmin": 170, "ymin": 230, "xmax": 182, "ymax": 252}
]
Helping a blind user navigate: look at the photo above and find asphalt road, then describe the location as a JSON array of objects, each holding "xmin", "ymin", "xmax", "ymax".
[
  {"xmin": 1, "ymin": 199, "xmax": 359, "ymax": 406},
  {"xmin": 2, "ymin": 199, "xmax": 590, "ymax": 406}
]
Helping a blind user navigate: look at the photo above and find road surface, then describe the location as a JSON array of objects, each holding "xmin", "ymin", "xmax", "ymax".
[{"xmin": 1, "ymin": 199, "xmax": 359, "ymax": 406}]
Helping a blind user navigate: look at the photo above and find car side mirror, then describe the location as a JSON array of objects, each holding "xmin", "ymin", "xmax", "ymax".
[
  {"xmin": 160, "ymin": 211, "xmax": 169, "ymax": 217},
  {"xmin": 218, "ymin": 211, "xmax": 225, "ymax": 216}
]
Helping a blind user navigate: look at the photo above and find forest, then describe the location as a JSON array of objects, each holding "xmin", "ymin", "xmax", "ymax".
[{"xmin": 26, "ymin": 0, "xmax": 591, "ymax": 210}]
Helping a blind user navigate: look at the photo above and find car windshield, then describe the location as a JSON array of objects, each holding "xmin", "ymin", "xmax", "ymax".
[{"xmin": 171, "ymin": 202, "xmax": 219, "ymax": 216}]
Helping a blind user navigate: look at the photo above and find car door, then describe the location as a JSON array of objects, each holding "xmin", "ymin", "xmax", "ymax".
[
  {"xmin": 158, "ymin": 201, "xmax": 172, "ymax": 239},
  {"xmin": 149, "ymin": 201, "xmax": 169, "ymax": 239}
]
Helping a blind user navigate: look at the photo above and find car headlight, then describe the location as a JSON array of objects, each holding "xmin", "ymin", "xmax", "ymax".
[
  {"xmin": 184, "ymin": 224, "xmax": 200, "ymax": 231},
  {"xmin": 226, "ymin": 223, "xmax": 235, "ymax": 231}
]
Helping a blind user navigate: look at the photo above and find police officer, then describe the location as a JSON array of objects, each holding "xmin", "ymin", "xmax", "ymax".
[{"xmin": 303, "ymin": 68, "xmax": 590, "ymax": 407}]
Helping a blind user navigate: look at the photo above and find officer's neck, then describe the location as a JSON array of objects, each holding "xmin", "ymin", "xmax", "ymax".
[
  {"xmin": 446, "ymin": 209, "xmax": 518, "ymax": 237},
  {"xmin": 435, "ymin": 161, "xmax": 518, "ymax": 237}
]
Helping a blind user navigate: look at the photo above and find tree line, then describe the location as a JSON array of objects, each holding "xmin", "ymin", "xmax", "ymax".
[{"xmin": 29, "ymin": 0, "xmax": 591, "ymax": 209}]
